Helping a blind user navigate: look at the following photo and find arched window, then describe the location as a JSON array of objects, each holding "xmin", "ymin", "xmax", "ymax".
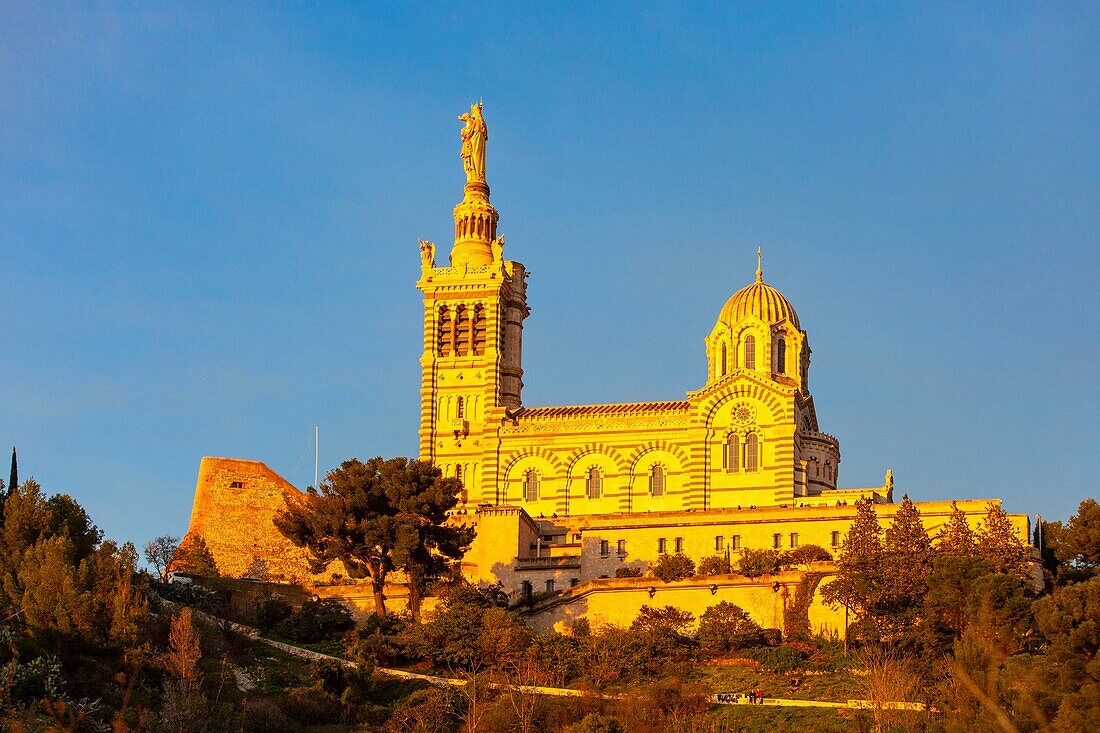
[
  {"xmin": 745, "ymin": 434, "xmax": 760, "ymax": 472},
  {"xmin": 455, "ymin": 465, "xmax": 463, "ymax": 483},
  {"xmin": 724, "ymin": 434, "xmax": 739, "ymax": 472},
  {"xmin": 586, "ymin": 467, "xmax": 602, "ymax": 499},
  {"xmin": 454, "ymin": 306, "xmax": 470, "ymax": 356},
  {"xmin": 523, "ymin": 470, "xmax": 539, "ymax": 502},
  {"xmin": 744, "ymin": 335, "xmax": 756, "ymax": 370},
  {"xmin": 720, "ymin": 342, "xmax": 728, "ymax": 376},
  {"xmin": 438, "ymin": 306, "xmax": 452, "ymax": 356},
  {"xmin": 472, "ymin": 305, "xmax": 487, "ymax": 355},
  {"xmin": 777, "ymin": 337, "xmax": 786, "ymax": 374},
  {"xmin": 649, "ymin": 465, "xmax": 665, "ymax": 497},
  {"xmin": 456, "ymin": 396, "xmax": 465, "ymax": 419}
]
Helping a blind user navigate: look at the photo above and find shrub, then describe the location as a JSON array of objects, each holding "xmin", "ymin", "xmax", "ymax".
[
  {"xmin": 631, "ymin": 605, "xmax": 695, "ymax": 635},
  {"xmin": 738, "ymin": 644, "xmax": 805, "ymax": 672},
  {"xmin": 243, "ymin": 698, "xmax": 291, "ymax": 733},
  {"xmin": 697, "ymin": 555, "xmax": 731, "ymax": 575},
  {"xmin": 254, "ymin": 595, "xmax": 293, "ymax": 632},
  {"xmin": 652, "ymin": 553, "xmax": 695, "ymax": 582},
  {"xmin": 787, "ymin": 544, "xmax": 833, "ymax": 566},
  {"xmin": 615, "ymin": 566, "xmax": 642, "ymax": 578},
  {"xmin": 697, "ymin": 601, "xmax": 764, "ymax": 656},
  {"xmin": 274, "ymin": 598, "xmax": 355, "ymax": 644},
  {"xmin": 738, "ymin": 548, "xmax": 784, "ymax": 577},
  {"xmin": 566, "ymin": 713, "xmax": 625, "ymax": 733}
]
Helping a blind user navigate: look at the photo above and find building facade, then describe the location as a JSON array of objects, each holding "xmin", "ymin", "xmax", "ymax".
[{"xmin": 181, "ymin": 107, "xmax": 1030, "ymax": 632}]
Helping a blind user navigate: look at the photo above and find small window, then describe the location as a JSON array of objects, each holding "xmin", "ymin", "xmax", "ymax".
[
  {"xmin": 570, "ymin": 578, "xmax": 579, "ymax": 587},
  {"xmin": 545, "ymin": 579, "xmax": 555, "ymax": 593},
  {"xmin": 745, "ymin": 335, "xmax": 756, "ymax": 370},
  {"xmin": 523, "ymin": 470, "xmax": 539, "ymax": 502},
  {"xmin": 657, "ymin": 538, "xmax": 667, "ymax": 554},
  {"xmin": 745, "ymin": 434, "xmax": 760, "ymax": 472},
  {"xmin": 790, "ymin": 532, "xmax": 799, "ymax": 548},
  {"xmin": 455, "ymin": 465, "xmax": 463, "ymax": 483},
  {"xmin": 674, "ymin": 537, "xmax": 684, "ymax": 553},
  {"xmin": 731, "ymin": 535, "xmax": 741, "ymax": 550},
  {"xmin": 456, "ymin": 396, "xmax": 465, "ymax": 419},
  {"xmin": 777, "ymin": 337, "xmax": 787, "ymax": 374},
  {"xmin": 715, "ymin": 536, "xmax": 725, "ymax": 552},
  {"xmin": 586, "ymin": 467, "xmax": 602, "ymax": 499},
  {"xmin": 831, "ymin": 531, "xmax": 841, "ymax": 548},
  {"xmin": 600, "ymin": 540, "xmax": 610, "ymax": 558},
  {"xmin": 521, "ymin": 580, "xmax": 533, "ymax": 598},
  {"xmin": 724, "ymin": 434, "xmax": 739, "ymax": 473},
  {"xmin": 720, "ymin": 343, "xmax": 728, "ymax": 376},
  {"xmin": 773, "ymin": 533, "xmax": 782, "ymax": 549},
  {"xmin": 616, "ymin": 539, "xmax": 627, "ymax": 556},
  {"xmin": 649, "ymin": 466, "xmax": 665, "ymax": 497},
  {"xmin": 229, "ymin": 481, "xmax": 243, "ymax": 489}
]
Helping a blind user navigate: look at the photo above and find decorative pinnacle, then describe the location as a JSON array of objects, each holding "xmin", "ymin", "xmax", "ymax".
[{"xmin": 756, "ymin": 247, "xmax": 763, "ymax": 283}]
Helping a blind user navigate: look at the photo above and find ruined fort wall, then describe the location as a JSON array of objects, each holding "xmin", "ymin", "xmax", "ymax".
[{"xmin": 182, "ymin": 456, "xmax": 341, "ymax": 582}]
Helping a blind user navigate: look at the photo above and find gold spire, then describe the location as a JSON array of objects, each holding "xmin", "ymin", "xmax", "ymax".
[
  {"xmin": 451, "ymin": 102, "xmax": 498, "ymax": 268},
  {"xmin": 756, "ymin": 247, "xmax": 763, "ymax": 283}
]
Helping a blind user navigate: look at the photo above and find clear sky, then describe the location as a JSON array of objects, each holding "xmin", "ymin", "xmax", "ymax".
[{"xmin": 2, "ymin": 3, "xmax": 1097, "ymax": 548}]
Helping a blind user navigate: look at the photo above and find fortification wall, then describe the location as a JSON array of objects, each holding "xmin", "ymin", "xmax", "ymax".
[
  {"xmin": 520, "ymin": 568, "xmax": 845, "ymax": 637},
  {"xmin": 182, "ymin": 456, "xmax": 340, "ymax": 582}
]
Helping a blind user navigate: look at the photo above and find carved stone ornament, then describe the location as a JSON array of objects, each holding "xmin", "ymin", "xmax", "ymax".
[{"xmin": 731, "ymin": 403, "xmax": 757, "ymax": 425}]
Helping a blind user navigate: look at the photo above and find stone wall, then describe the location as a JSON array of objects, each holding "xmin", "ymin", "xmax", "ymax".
[
  {"xmin": 181, "ymin": 456, "xmax": 343, "ymax": 582},
  {"xmin": 519, "ymin": 567, "xmax": 845, "ymax": 636}
]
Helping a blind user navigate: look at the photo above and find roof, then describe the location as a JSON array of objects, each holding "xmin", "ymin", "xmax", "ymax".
[
  {"xmin": 717, "ymin": 269, "xmax": 800, "ymax": 329},
  {"xmin": 513, "ymin": 400, "xmax": 691, "ymax": 420}
]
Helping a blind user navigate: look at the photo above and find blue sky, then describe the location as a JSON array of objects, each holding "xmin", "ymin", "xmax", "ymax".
[{"xmin": 1, "ymin": 3, "xmax": 1097, "ymax": 547}]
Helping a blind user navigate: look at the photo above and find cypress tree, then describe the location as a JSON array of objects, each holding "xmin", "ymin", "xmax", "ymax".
[{"xmin": 8, "ymin": 446, "xmax": 16, "ymax": 498}]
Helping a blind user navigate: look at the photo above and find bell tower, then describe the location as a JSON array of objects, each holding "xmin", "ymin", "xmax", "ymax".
[{"xmin": 416, "ymin": 103, "xmax": 528, "ymax": 505}]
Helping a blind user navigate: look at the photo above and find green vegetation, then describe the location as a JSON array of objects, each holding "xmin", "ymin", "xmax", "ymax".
[
  {"xmin": 4, "ymin": 456, "xmax": 1100, "ymax": 732},
  {"xmin": 274, "ymin": 456, "xmax": 474, "ymax": 619}
]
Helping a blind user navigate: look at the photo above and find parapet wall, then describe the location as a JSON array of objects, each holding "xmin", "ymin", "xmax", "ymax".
[{"xmin": 182, "ymin": 456, "xmax": 340, "ymax": 582}]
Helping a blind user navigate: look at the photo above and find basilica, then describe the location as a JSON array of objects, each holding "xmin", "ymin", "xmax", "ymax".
[{"xmin": 182, "ymin": 106, "xmax": 1029, "ymax": 632}]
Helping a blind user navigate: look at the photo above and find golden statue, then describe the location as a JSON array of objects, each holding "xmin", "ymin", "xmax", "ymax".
[{"xmin": 459, "ymin": 102, "xmax": 488, "ymax": 183}]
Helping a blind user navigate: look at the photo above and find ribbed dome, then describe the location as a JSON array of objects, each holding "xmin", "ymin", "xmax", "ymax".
[{"xmin": 718, "ymin": 269, "xmax": 800, "ymax": 329}]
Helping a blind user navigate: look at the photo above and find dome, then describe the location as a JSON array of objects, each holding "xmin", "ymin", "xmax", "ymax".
[{"xmin": 717, "ymin": 267, "xmax": 800, "ymax": 330}]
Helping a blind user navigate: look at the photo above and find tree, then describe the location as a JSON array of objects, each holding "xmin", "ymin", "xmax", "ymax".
[
  {"xmin": 1056, "ymin": 498, "xmax": 1100, "ymax": 577},
  {"xmin": 1031, "ymin": 576, "xmax": 1100, "ymax": 728},
  {"xmin": 696, "ymin": 554, "xmax": 730, "ymax": 576},
  {"xmin": 651, "ymin": 552, "xmax": 695, "ymax": 582},
  {"xmin": 275, "ymin": 456, "xmax": 472, "ymax": 618},
  {"xmin": 9, "ymin": 446, "xmax": 17, "ymax": 501},
  {"xmin": 243, "ymin": 555, "xmax": 271, "ymax": 580},
  {"xmin": 923, "ymin": 554, "xmax": 997, "ymax": 648},
  {"xmin": 46, "ymin": 493, "xmax": 102, "ymax": 563},
  {"xmin": 630, "ymin": 605, "xmax": 694, "ymax": 636},
  {"xmin": 172, "ymin": 535, "xmax": 219, "ymax": 577},
  {"xmin": 696, "ymin": 601, "xmax": 763, "ymax": 655},
  {"xmin": 787, "ymin": 544, "xmax": 832, "ymax": 567},
  {"xmin": 737, "ymin": 548, "xmax": 784, "ymax": 577},
  {"xmin": 976, "ymin": 502, "xmax": 1032, "ymax": 578},
  {"xmin": 880, "ymin": 495, "xmax": 932, "ymax": 637},
  {"xmin": 937, "ymin": 501, "xmax": 976, "ymax": 557},
  {"xmin": 821, "ymin": 497, "xmax": 885, "ymax": 623},
  {"xmin": 380, "ymin": 457, "xmax": 474, "ymax": 621},
  {"xmin": 144, "ymin": 535, "xmax": 180, "ymax": 582}
]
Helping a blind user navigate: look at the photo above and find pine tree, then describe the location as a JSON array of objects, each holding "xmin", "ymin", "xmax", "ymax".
[
  {"xmin": 976, "ymin": 502, "xmax": 1032, "ymax": 578},
  {"xmin": 881, "ymin": 495, "xmax": 933, "ymax": 636},
  {"xmin": 821, "ymin": 497, "xmax": 885, "ymax": 617},
  {"xmin": 937, "ymin": 501, "xmax": 977, "ymax": 557}
]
